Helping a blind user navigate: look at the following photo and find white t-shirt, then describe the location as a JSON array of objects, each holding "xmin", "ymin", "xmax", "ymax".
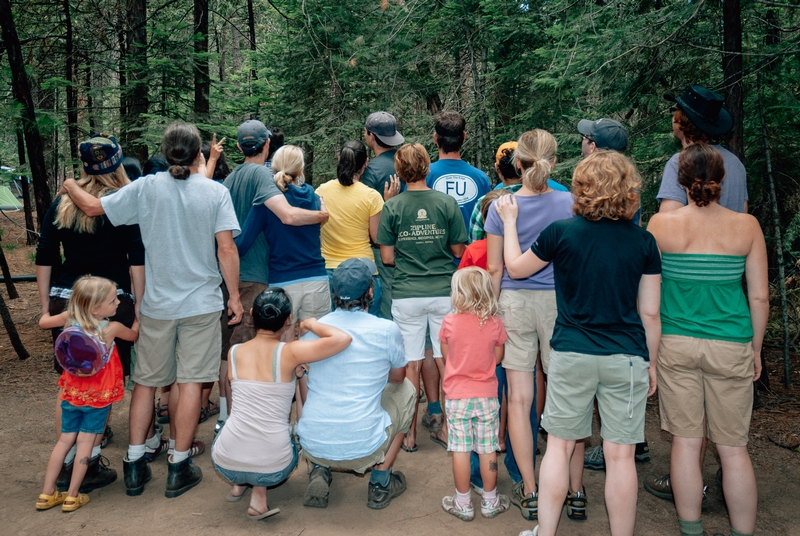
[{"xmin": 101, "ymin": 171, "xmax": 240, "ymax": 320}]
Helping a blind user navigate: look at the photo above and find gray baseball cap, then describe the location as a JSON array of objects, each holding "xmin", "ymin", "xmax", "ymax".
[
  {"xmin": 577, "ymin": 118, "xmax": 628, "ymax": 151},
  {"xmin": 365, "ymin": 112, "xmax": 404, "ymax": 146},
  {"xmin": 237, "ymin": 120, "xmax": 270, "ymax": 150},
  {"xmin": 332, "ymin": 258, "xmax": 376, "ymax": 301}
]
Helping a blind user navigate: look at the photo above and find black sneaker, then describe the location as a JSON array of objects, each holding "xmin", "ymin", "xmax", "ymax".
[
  {"xmin": 303, "ymin": 465, "xmax": 332, "ymax": 508},
  {"xmin": 634, "ymin": 441, "xmax": 651, "ymax": 463},
  {"xmin": 56, "ymin": 460, "xmax": 73, "ymax": 492},
  {"xmin": 123, "ymin": 455, "xmax": 152, "ymax": 496},
  {"xmin": 165, "ymin": 456, "xmax": 202, "ymax": 498},
  {"xmin": 79, "ymin": 455, "xmax": 117, "ymax": 493},
  {"xmin": 367, "ymin": 471, "xmax": 407, "ymax": 510}
]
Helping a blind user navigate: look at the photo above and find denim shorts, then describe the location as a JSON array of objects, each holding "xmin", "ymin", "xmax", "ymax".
[
  {"xmin": 61, "ymin": 400, "xmax": 111, "ymax": 435},
  {"xmin": 214, "ymin": 442, "xmax": 299, "ymax": 487}
]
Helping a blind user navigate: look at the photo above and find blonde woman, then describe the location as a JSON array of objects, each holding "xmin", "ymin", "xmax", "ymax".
[
  {"xmin": 483, "ymin": 129, "xmax": 574, "ymax": 520},
  {"xmin": 499, "ymin": 151, "xmax": 661, "ymax": 536},
  {"xmin": 236, "ymin": 145, "xmax": 330, "ymax": 339}
]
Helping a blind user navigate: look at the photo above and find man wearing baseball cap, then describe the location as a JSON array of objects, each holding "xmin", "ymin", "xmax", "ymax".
[
  {"xmin": 577, "ymin": 118, "xmax": 629, "ymax": 156},
  {"xmin": 657, "ymin": 84, "xmax": 747, "ymax": 213},
  {"xmin": 297, "ymin": 258, "xmax": 415, "ymax": 511},
  {"xmin": 362, "ymin": 112, "xmax": 404, "ymax": 319}
]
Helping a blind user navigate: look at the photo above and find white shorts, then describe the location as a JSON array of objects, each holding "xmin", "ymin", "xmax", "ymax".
[{"xmin": 391, "ymin": 297, "xmax": 451, "ymax": 362}]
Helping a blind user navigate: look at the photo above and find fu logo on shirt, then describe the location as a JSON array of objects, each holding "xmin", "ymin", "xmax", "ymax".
[
  {"xmin": 432, "ymin": 174, "xmax": 479, "ymax": 205},
  {"xmin": 416, "ymin": 209, "xmax": 428, "ymax": 221}
]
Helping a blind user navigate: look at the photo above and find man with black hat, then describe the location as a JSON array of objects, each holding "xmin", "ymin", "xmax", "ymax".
[
  {"xmin": 297, "ymin": 258, "xmax": 415, "ymax": 511},
  {"xmin": 577, "ymin": 118, "xmax": 629, "ymax": 156},
  {"xmin": 657, "ymin": 84, "xmax": 748, "ymax": 213},
  {"xmin": 362, "ymin": 112, "xmax": 404, "ymax": 319}
]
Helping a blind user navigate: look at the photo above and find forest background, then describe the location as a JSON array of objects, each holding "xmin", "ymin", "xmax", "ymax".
[{"xmin": 0, "ymin": 0, "xmax": 799, "ymax": 384}]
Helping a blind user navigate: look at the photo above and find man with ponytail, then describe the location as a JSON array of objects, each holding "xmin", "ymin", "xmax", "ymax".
[{"xmin": 60, "ymin": 121, "xmax": 243, "ymax": 499}]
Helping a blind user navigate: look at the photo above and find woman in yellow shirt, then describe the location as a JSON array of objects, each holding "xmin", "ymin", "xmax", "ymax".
[{"xmin": 316, "ymin": 140, "xmax": 385, "ymax": 315}]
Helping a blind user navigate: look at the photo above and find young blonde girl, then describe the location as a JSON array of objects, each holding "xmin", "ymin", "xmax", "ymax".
[
  {"xmin": 439, "ymin": 267, "xmax": 509, "ymax": 521},
  {"xmin": 36, "ymin": 276, "xmax": 139, "ymax": 512}
]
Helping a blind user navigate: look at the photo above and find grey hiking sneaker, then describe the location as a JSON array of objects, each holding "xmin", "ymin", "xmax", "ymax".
[
  {"xmin": 565, "ymin": 488, "xmax": 587, "ymax": 521},
  {"xmin": 584, "ymin": 445, "xmax": 605, "ymax": 471},
  {"xmin": 303, "ymin": 465, "xmax": 332, "ymax": 508},
  {"xmin": 442, "ymin": 495, "xmax": 475, "ymax": 521},
  {"xmin": 644, "ymin": 474, "xmax": 708, "ymax": 510},
  {"xmin": 367, "ymin": 471, "xmax": 407, "ymax": 510},
  {"xmin": 511, "ymin": 481, "xmax": 538, "ymax": 520}
]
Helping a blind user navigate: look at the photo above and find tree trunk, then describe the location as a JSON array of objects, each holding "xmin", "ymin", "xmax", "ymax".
[
  {"xmin": 125, "ymin": 0, "xmax": 149, "ymax": 162},
  {"xmin": 0, "ymin": 289, "xmax": 28, "ymax": 360},
  {"xmin": 722, "ymin": 0, "xmax": 744, "ymax": 160},
  {"xmin": 15, "ymin": 130, "xmax": 37, "ymax": 245},
  {"xmin": 247, "ymin": 0, "xmax": 257, "ymax": 81},
  {"xmin": 117, "ymin": 11, "xmax": 127, "ymax": 140},
  {"xmin": 85, "ymin": 65, "xmax": 96, "ymax": 132},
  {"xmin": 194, "ymin": 0, "xmax": 210, "ymax": 124},
  {"xmin": 63, "ymin": 0, "xmax": 79, "ymax": 173},
  {"xmin": 0, "ymin": 234, "xmax": 18, "ymax": 299},
  {"xmin": 0, "ymin": 0, "xmax": 53, "ymax": 230}
]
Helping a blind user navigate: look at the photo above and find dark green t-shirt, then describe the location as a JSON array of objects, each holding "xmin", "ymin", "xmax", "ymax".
[
  {"xmin": 531, "ymin": 216, "xmax": 661, "ymax": 360},
  {"xmin": 361, "ymin": 150, "xmax": 405, "ymax": 199},
  {"xmin": 377, "ymin": 189, "xmax": 468, "ymax": 299}
]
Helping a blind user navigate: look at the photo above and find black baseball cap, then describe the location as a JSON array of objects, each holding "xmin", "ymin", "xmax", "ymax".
[
  {"xmin": 577, "ymin": 118, "xmax": 628, "ymax": 151},
  {"xmin": 365, "ymin": 112, "xmax": 404, "ymax": 146}
]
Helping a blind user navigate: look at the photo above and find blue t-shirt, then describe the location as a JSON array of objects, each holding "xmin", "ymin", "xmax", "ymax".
[
  {"xmin": 297, "ymin": 309, "xmax": 407, "ymax": 460},
  {"xmin": 427, "ymin": 159, "xmax": 491, "ymax": 230}
]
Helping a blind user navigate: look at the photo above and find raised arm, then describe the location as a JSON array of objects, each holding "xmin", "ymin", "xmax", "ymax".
[
  {"xmin": 280, "ymin": 319, "xmax": 352, "ymax": 380},
  {"xmin": 216, "ymin": 230, "xmax": 244, "ymax": 325},
  {"xmin": 495, "ymin": 195, "xmax": 548, "ymax": 279},
  {"xmin": 637, "ymin": 273, "xmax": 661, "ymax": 396},
  {"xmin": 745, "ymin": 218, "xmax": 769, "ymax": 381},
  {"xmin": 265, "ymin": 194, "xmax": 328, "ymax": 226},
  {"xmin": 60, "ymin": 179, "xmax": 105, "ymax": 216}
]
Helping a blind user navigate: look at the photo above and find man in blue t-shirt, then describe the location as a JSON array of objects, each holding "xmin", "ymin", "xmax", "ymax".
[{"xmin": 426, "ymin": 111, "xmax": 491, "ymax": 230}]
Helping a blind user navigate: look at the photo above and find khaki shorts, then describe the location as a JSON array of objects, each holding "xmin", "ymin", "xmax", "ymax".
[
  {"xmin": 542, "ymin": 350, "xmax": 650, "ymax": 444},
  {"xmin": 499, "ymin": 289, "xmax": 557, "ymax": 373},
  {"xmin": 657, "ymin": 334, "xmax": 754, "ymax": 447},
  {"xmin": 302, "ymin": 378, "xmax": 416, "ymax": 473},
  {"xmin": 134, "ymin": 312, "xmax": 222, "ymax": 386},
  {"xmin": 281, "ymin": 279, "xmax": 331, "ymax": 321}
]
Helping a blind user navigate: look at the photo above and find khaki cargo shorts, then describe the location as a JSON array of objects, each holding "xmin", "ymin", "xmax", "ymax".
[{"xmin": 498, "ymin": 289, "xmax": 557, "ymax": 373}]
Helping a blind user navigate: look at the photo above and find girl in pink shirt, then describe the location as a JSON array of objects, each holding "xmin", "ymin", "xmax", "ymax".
[{"xmin": 439, "ymin": 267, "xmax": 509, "ymax": 521}]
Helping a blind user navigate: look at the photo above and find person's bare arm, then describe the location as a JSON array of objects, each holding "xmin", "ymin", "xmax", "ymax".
[
  {"xmin": 130, "ymin": 265, "xmax": 145, "ymax": 320},
  {"xmin": 388, "ymin": 366, "xmax": 406, "ymax": 384},
  {"xmin": 638, "ymin": 273, "xmax": 661, "ymax": 396},
  {"xmin": 745, "ymin": 218, "xmax": 769, "ymax": 381},
  {"xmin": 450, "ymin": 243, "xmax": 466, "ymax": 259},
  {"xmin": 743, "ymin": 201, "xmax": 749, "ymax": 214},
  {"xmin": 486, "ymin": 233, "xmax": 504, "ymax": 296},
  {"xmin": 106, "ymin": 319, "xmax": 140, "ymax": 343},
  {"xmin": 205, "ymin": 134, "xmax": 226, "ymax": 179},
  {"xmin": 36, "ymin": 265, "xmax": 52, "ymax": 317},
  {"xmin": 281, "ymin": 319, "xmax": 352, "ymax": 381},
  {"xmin": 383, "ymin": 175, "xmax": 401, "ymax": 201},
  {"xmin": 265, "ymin": 195, "xmax": 329, "ymax": 226},
  {"xmin": 658, "ymin": 199, "xmax": 684, "ymax": 213},
  {"xmin": 60, "ymin": 179, "xmax": 105, "ymax": 216},
  {"xmin": 369, "ymin": 212, "xmax": 381, "ymax": 243},
  {"xmin": 440, "ymin": 341, "xmax": 449, "ymax": 366},
  {"xmin": 39, "ymin": 311, "xmax": 68, "ymax": 329},
  {"xmin": 495, "ymin": 344, "xmax": 504, "ymax": 365},
  {"xmin": 216, "ymin": 230, "xmax": 244, "ymax": 325},
  {"xmin": 380, "ymin": 245, "xmax": 395, "ymax": 266}
]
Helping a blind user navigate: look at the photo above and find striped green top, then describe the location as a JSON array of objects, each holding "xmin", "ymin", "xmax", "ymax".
[{"xmin": 661, "ymin": 253, "xmax": 753, "ymax": 343}]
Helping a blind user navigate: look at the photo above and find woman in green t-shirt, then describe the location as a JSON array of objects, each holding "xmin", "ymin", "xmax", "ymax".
[{"xmin": 377, "ymin": 143, "xmax": 468, "ymax": 451}]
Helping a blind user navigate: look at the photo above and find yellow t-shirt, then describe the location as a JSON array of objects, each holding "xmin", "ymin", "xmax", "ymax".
[{"xmin": 316, "ymin": 180, "xmax": 384, "ymax": 270}]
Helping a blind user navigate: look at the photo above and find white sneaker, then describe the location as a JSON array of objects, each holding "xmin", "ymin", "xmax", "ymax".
[
  {"xmin": 441, "ymin": 495, "xmax": 474, "ymax": 521},
  {"xmin": 518, "ymin": 526, "xmax": 539, "ymax": 536}
]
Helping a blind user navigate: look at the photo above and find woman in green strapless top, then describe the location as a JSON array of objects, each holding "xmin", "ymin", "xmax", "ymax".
[{"xmin": 647, "ymin": 143, "xmax": 768, "ymax": 536}]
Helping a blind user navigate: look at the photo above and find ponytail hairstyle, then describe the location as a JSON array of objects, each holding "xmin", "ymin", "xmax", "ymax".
[
  {"xmin": 678, "ymin": 143, "xmax": 724, "ymax": 207},
  {"xmin": 66, "ymin": 275, "xmax": 117, "ymax": 337},
  {"xmin": 272, "ymin": 145, "xmax": 305, "ymax": 192},
  {"xmin": 161, "ymin": 122, "xmax": 202, "ymax": 180},
  {"xmin": 514, "ymin": 129, "xmax": 558, "ymax": 193},
  {"xmin": 336, "ymin": 140, "xmax": 368, "ymax": 187},
  {"xmin": 252, "ymin": 287, "xmax": 292, "ymax": 332}
]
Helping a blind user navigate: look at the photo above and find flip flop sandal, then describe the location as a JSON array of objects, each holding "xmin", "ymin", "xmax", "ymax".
[
  {"xmin": 36, "ymin": 491, "xmax": 67, "ymax": 510},
  {"xmin": 199, "ymin": 401, "xmax": 221, "ymax": 424},
  {"xmin": 61, "ymin": 493, "xmax": 90, "ymax": 512},
  {"xmin": 246, "ymin": 506, "xmax": 280, "ymax": 520},
  {"xmin": 400, "ymin": 443, "xmax": 418, "ymax": 453},
  {"xmin": 430, "ymin": 432, "xmax": 448, "ymax": 450},
  {"xmin": 226, "ymin": 485, "xmax": 252, "ymax": 502},
  {"xmin": 156, "ymin": 401, "xmax": 170, "ymax": 424}
]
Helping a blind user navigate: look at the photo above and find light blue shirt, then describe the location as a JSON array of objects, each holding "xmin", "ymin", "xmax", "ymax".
[{"xmin": 297, "ymin": 309, "xmax": 407, "ymax": 460}]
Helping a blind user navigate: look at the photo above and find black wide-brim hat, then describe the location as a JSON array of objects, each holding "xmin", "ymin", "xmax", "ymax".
[{"xmin": 664, "ymin": 84, "xmax": 733, "ymax": 136}]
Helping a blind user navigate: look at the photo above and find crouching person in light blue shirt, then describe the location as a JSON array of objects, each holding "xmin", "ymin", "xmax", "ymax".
[{"xmin": 297, "ymin": 258, "xmax": 415, "ymax": 510}]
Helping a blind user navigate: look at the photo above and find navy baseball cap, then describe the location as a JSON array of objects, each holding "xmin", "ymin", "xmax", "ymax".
[
  {"xmin": 332, "ymin": 258, "xmax": 376, "ymax": 301},
  {"xmin": 237, "ymin": 120, "xmax": 270, "ymax": 150},
  {"xmin": 577, "ymin": 118, "xmax": 628, "ymax": 151}
]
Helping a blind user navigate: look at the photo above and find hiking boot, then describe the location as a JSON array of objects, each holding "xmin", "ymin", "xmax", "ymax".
[
  {"xmin": 635, "ymin": 441, "xmax": 651, "ymax": 463},
  {"xmin": 56, "ymin": 460, "xmax": 73, "ymax": 492},
  {"xmin": 584, "ymin": 445, "xmax": 605, "ymax": 471},
  {"xmin": 123, "ymin": 455, "xmax": 152, "ymax": 496},
  {"xmin": 165, "ymin": 456, "xmax": 202, "ymax": 498},
  {"xmin": 144, "ymin": 438, "xmax": 170, "ymax": 463},
  {"xmin": 511, "ymin": 480, "xmax": 538, "ymax": 520},
  {"xmin": 422, "ymin": 412, "xmax": 443, "ymax": 432},
  {"xmin": 101, "ymin": 426, "xmax": 114, "ymax": 449},
  {"xmin": 644, "ymin": 474, "xmax": 708, "ymax": 511},
  {"xmin": 367, "ymin": 471, "xmax": 407, "ymax": 510},
  {"xmin": 565, "ymin": 488, "xmax": 587, "ymax": 521},
  {"xmin": 442, "ymin": 495, "xmax": 474, "ymax": 521},
  {"xmin": 481, "ymin": 493, "xmax": 510, "ymax": 518},
  {"xmin": 79, "ymin": 455, "xmax": 117, "ymax": 493},
  {"xmin": 303, "ymin": 465, "xmax": 332, "ymax": 508}
]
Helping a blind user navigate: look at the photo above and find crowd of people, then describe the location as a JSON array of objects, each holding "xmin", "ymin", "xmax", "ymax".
[{"xmin": 31, "ymin": 83, "xmax": 766, "ymax": 536}]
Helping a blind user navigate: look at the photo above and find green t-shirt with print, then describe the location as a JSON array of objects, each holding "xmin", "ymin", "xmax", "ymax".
[{"xmin": 377, "ymin": 189, "xmax": 468, "ymax": 299}]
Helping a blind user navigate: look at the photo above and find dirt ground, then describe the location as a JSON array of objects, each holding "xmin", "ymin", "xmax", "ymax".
[{"xmin": 0, "ymin": 210, "xmax": 798, "ymax": 535}]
